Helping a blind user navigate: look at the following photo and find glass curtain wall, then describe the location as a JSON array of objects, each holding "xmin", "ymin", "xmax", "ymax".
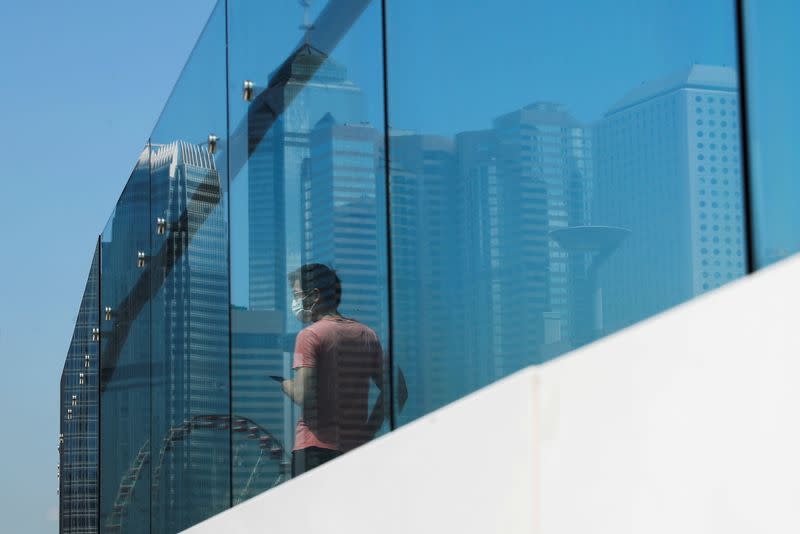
[
  {"xmin": 60, "ymin": 241, "xmax": 100, "ymax": 534},
  {"xmin": 742, "ymin": 0, "xmax": 800, "ymax": 267},
  {"xmin": 227, "ymin": 0, "xmax": 390, "ymax": 500},
  {"xmin": 82, "ymin": 0, "xmax": 773, "ymax": 531},
  {"xmin": 148, "ymin": 2, "xmax": 230, "ymax": 530},
  {"xmin": 97, "ymin": 3, "xmax": 231, "ymax": 533},
  {"xmin": 384, "ymin": 0, "xmax": 745, "ymax": 422},
  {"xmin": 99, "ymin": 149, "xmax": 152, "ymax": 534}
]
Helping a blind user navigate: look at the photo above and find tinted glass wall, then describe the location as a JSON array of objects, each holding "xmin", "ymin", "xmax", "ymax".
[
  {"xmin": 149, "ymin": 2, "xmax": 230, "ymax": 529},
  {"xmin": 59, "ymin": 0, "xmax": 800, "ymax": 532},
  {"xmin": 227, "ymin": 0, "xmax": 390, "ymax": 500},
  {"xmin": 385, "ymin": 0, "xmax": 745, "ymax": 422},
  {"xmin": 99, "ymin": 149, "xmax": 152, "ymax": 534},
  {"xmin": 60, "ymin": 242, "xmax": 99, "ymax": 534},
  {"xmin": 742, "ymin": 0, "xmax": 800, "ymax": 267}
]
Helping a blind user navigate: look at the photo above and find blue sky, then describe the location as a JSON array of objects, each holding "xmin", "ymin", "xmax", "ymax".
[{"xmin": 0, "ymin": 1, "xmax": 215, "ymax": 531}]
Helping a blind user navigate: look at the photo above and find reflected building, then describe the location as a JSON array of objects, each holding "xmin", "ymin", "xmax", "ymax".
[
  {"xmin": 60, "ymin": 244, "xmax": 100, "ymax": 534},
  {"xmin": 593, "ymin": 65, "xmax": 745, "ymax": 332},
  {"xmin": 148, "ymin": 141, "xmax": 229, "ymax": 531},
  {"xmin": 99, "ymin": 148, "xmax": 152, "ymax": 534},
  {"xmin": 304, "ymin": 113, "xmax": 387, "ymax": 339},
  {"xmin": 450, "ymin": 104, "xmax": 593, "ymax": 385},
  {"xmin": 230, "ymin": 307, "xmax": 290, "ymax": 503},
  {"xmin": 247, "ymin": 44, "xmax": 368, "ymax": 317},
  {"xmin": 389, "ymin": 132, "xmax": 465, "ymax": 420},
  {"xmin": 242, "ymin": 39, "xmax": 390, "ymax": 469},
  {"xmin": 390, "ymin": 103, "xmax": 593, "ymax": 420},
  {"xmin": 486, "ymin": 103, "xmax": 592, "ymax": 364}
]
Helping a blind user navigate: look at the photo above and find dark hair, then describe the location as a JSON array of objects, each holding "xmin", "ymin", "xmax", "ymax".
[{"xmin": 288, "ymin": 263, "xmax": 342, "ymax": 310}]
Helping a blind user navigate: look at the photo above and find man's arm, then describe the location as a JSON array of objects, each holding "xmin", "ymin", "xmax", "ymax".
[
  {"xmin": 284, "ymin": 328, "xmax": 318, "ymax": 408},
  {"xmin": 282, "ymin": 366, "xmax": 316, "ymax": 407},
  {"xmin": 365, "ymin": 365, "xmax": 408, "ymax": 435}
]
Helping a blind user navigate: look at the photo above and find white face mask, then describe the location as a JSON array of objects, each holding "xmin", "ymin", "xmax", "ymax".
[
  {"xmin": 291, "ymin": 297, "xmax": 305, "ymax": 322},
  {"xmin": 292, "ymin": 292, "xmax": 315, "ymax": 323}
]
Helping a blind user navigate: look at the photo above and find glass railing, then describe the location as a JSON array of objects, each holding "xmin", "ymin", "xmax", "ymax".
[{"xmin": 57, "ymin": 0, "xmax": 800, "ymax": 532}]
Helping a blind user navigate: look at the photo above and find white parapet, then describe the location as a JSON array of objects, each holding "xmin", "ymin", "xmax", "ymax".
[{"xmin": 185, "ymin": 254, "xmax": 800, "ymax": 534}]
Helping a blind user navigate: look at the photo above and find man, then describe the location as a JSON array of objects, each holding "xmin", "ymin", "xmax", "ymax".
[{"xmin": 281, "ymin": 263, "xmax": 386, "ymax": 476}]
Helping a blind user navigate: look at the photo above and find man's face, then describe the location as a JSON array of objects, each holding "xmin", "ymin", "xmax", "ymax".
[{"xmin": 292, "ymin": 281, "xmax": 318, "ymax": 307}]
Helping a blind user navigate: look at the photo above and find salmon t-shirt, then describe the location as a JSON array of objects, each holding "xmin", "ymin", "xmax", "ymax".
[{"xmin": 292, "ymin": 317, "xmax": 383, "ymax": 453}]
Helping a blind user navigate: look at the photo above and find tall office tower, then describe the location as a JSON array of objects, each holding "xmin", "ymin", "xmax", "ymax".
[
  {"xmin": 247, "ymin": 43, "xmax": 367, "ymax": 314},
  {"xmin": 303, "ymin": 113, "xmax": 387, "ymax": 340},
  {"xmin": 593, "ymin": 65, "xmax": 744, "ymax": 333},
  {"xmin": 455, "ymin": 129, "xmax": 501, "ymax": 382},
  {"xmin": 230, "ymin": 307, "xmax": 290, "ymax": 504},
  {"xmin": 389, "ymin": 132, "xmax": 466, "ymax": 421},
  {"xmin": 486, "ymin": 102, "xmax": 593, "ymax": 370},
  {"xmin": 99, "ymin": 148, "xmax": 151, "ymax": 534},
  {"xmin": 59, "ymin": 244, "xmax": 100, "ymax": 534},
  {"xmin": 149, "ymin": 141, "xmax": 229, "ymax": 531}
]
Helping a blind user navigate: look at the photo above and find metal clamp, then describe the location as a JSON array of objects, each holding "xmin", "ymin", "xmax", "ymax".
[
  {"xmin": 243, "ymin": 80, "xmax": 255, "ymax": 102},
  {"xmin": 137, "ymin": 251, "xmax": 146, "ymax": 268}
]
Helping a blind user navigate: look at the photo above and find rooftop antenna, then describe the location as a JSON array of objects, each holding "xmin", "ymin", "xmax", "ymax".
[{"xmin": 299, "ymin": 0, "xmax": 315, "ymax": 46}]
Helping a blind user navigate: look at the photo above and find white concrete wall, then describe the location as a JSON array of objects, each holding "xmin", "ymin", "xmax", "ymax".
[{"xmin": 185, "ymin": 254, "xmax": 800, "ymax": 534}]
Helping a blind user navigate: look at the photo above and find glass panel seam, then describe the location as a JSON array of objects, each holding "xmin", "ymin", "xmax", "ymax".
[
  {"xmin": 735, "ymin": 0, "xmax": 757, "ymax": 274},
  {"xmin": 380, "ymin": 0, "xmax": 397, "ymax": 431}
]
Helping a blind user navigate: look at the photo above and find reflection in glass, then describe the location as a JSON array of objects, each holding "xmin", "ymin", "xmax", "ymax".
[
  {"xmin": 595, "ymin": 66, "xmax": 745, "ymax": 331},
  {"xmin": 386, "ymin": 1, "xmax": 744, "ymax": 423},
  {"xmin": 60, "ymin": 242, "xmax": 100, "ymax": 533},
  {"xmin": 66, "ymin": 0, "xmax": 765, "ymax": 528},
  {"xmin": 145, "ymin": 1, "xmax": 231, "ymax": 529},
  {"xmin": 229, "ymin": 0, "xmax": 389, "ymax": 496},
  {"xmin": 149, "ymin": 141, "xmax": 229, "ymax": 530},
  {"xmin": 743, "ymin": 0, "xmax": 800, "ymax": 267},
  {"xmin": 100, "ymin": 148, "xmax": 152, "ymax": 534}
]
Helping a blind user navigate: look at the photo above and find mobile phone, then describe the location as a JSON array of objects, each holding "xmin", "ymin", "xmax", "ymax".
[{"xmin": 269, "ymin": 375, "xmax": 285, "ymax": 383}]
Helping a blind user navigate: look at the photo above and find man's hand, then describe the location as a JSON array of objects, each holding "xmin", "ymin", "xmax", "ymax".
[
  {"xmin": 280, "ymin": 378, "xmax": 294, "ymax": 399},
  {"xmin": 281, "ymin": 368, "xmax": 316, "ymax": 407}
]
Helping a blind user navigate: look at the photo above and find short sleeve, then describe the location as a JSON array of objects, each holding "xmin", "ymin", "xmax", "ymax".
[{"xmin": 293, "ymin": 327, "xmax": 320, "ymax": 369}]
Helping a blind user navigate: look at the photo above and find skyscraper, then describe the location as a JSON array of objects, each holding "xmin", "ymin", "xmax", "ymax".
[
  {"xmin": 99, "ymin": 148, "xmax": 151, "ymax": 534},
  {"xmin": 593, "ymin": 65, "xmax": 745, "ymax": 332},
  {"xmin": 149, "ymin": 141, "xmax": 229, "ymax": 531},
  {"xmin": 455, "ymin": 103, "xmax": 593, "ymax": 377},
  {"xmin": 60, "ymin": 243, "xmax": 100, "ymax": 534},
  {"xmin": 388, "ymin": 103, "xmax": 594, "ymax": 421},
  {"xmin": 389, "ymin": 132, "xmax": 465, "ymax": 420},
  {"xmin": 247, "ymin": 43, "xmax": 368, "ymax": 315},
  {"xmin": 304, "ymin": 113, "xmax": 387, "ymax": 338}
]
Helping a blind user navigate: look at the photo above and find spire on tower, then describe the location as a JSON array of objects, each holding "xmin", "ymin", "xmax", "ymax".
[{"xmin": 299, "ymin": 0, "xmax": 315, "ymax": 45}]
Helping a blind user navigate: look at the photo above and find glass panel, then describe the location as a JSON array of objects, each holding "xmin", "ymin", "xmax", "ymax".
[
  {"xmin": 99, "ymin": 148, "xmax": 151, "ymax": 534},
  {"xmin": 386, "ymin": 0, "xmax": 744, "ymax": 422},
  {"xmin": 60, "ymin": 241, "xmax": 100, "ymax": 533},
  {"xmin": 148, "ymin": 1, "xmax": 230, "ymax": 531},
  {"xmin": 227, "ymin": 0, "xmax": 389, "ymax": 500},
  {"xmin": 743, "ymin": 0, "xmax": 800, "ymax": 267}
]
